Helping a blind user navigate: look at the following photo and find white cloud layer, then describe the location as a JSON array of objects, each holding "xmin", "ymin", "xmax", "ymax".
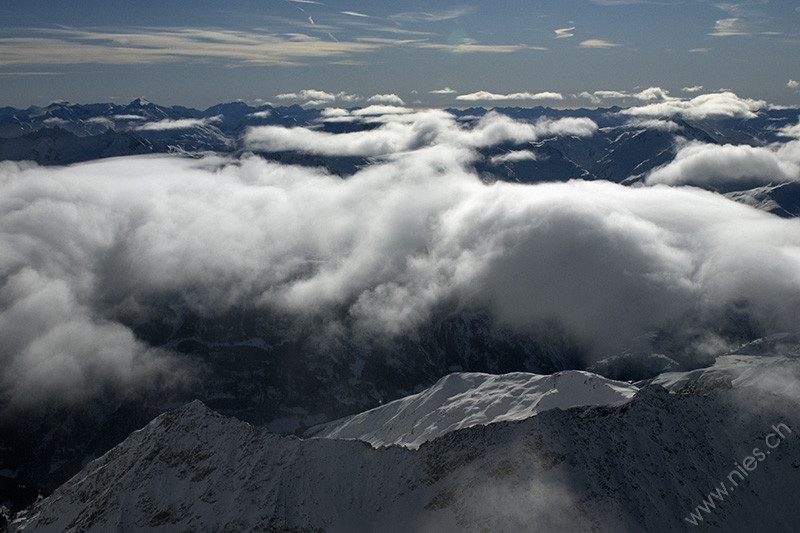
[
  {"xmin": 490, "ymin": 150, "xmax": 539, "ymax": 164},
  {"xmin": 275, "ymin": 89, "xmax": 360, "ymax": 107},
  {"xmin": 455, "ymin": 91, "xmax": 563, "ymax": 102},
  {"xmin": 136, "ymin": 115, "xmax": 222, "ymax": 131},
  {"xmin": 778, "ymin": 119, "xmax": 800, "ymax": 139},
  {"xmin": 580, "ymin": 87, "xmax": 671, "ymax": 104},
  {"xmin": 621, "ymin": 91, "xmax": 766, "ymax": 119},
  {"xmin": 3, "ymin": 143, "xmax": 800, "ymax": 410},
  {"xmin": 646, "ymin": 140, "xmax": 800, "ymax": 187},
  {"xmin": 244, "ymin": 110, "xmax": 598, "ymax": 156},
  {"xmin": 624, "ymin": 118, "xmax": 681, "ymax": 132},
  {"xmin": 367, "ymin": 93, "xmax": 405, "ymax": 105}
]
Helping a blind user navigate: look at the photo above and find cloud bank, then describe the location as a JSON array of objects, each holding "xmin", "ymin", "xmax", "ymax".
[
  {"xmin": 3, "ymin": 140, "xmax": 800, "ymax": 412},
  {"xmin": 455, "ymin": 91, "xmax": 564, "ymax": 102},
  {"xmin": 621, "ymin": 91, "xmax": 766, "ymax": 119},
  {"xmin": 244, "ymin": 110, "xmax": 598, "ymax": 156},
  {"xmin": 646, "ymin": 140, "xmax": 800, "ymax": 188}
]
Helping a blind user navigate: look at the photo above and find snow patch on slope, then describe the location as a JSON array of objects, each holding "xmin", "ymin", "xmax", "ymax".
[{"xmin": 306, "ymin": 370, "xmax": 638, "ymax": 448}]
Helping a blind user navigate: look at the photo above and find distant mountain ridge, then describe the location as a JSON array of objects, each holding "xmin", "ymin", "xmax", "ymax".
[{"xmin": 1, "ymin": 99, "xmax": 797, "ymax": 181}]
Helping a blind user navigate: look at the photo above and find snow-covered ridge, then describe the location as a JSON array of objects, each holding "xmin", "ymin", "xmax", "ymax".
[
  {"xmin": 306, "ymin": 370, "xmax": 638, "ymax": 448},
  {"xmin": 10, "ymin": 356, "xmax": 800, "ymax": 532}
]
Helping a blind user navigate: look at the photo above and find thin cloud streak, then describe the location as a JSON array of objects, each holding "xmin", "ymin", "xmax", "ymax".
[
  {"xmin": 0, "ymin": 28, "xmax": 383, "ymax": 67},
  {"xmin": 579, "ymin": 39, "xmax": 621, "ymax": 48}
]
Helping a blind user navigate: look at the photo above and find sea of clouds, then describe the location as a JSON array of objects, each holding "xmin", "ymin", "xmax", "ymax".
[{"xmin": 2, "ymin": 99, "xmax": 800, "ymax": 412}]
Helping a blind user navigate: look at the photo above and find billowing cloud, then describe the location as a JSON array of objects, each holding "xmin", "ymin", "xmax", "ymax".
[
  {"xmin": 646, "ymin": 140, "xmax": 800, "ymax": 187},
  {"xmin": 778, "ymin": 119, "xmax": 800, "ymax": 139},
  {"xmin": 788, "ymin": 80, "xmax": 800, "ymax": 89},
  {"xmin": 244, "ymin": 110, "xmax": 598, "ymax": 156},
  {"xmin": 456, "ymin": 91, "xmax": 563, "ymax": 102},
  {"xmin": 620, "ymin": 91, "xmax": 766, "ymax": 119},
  {"xmin": 276, "ymin": 89, "xmax": 337, "ymax": 102},
  {"xmin": 367, "ymin": 93, "xmax": 405, "ymax": 105},
  {"xmin": 632, "ymin": 87, "xmax": 670, "ymax": 101},
  {"xmin": 4, "ymin": 149, "xmax": 800, "ymax": 415},
  {"xmin": 592, "ymin": 90, "xmax": 629, "ymax": 100},
  {"xmin": 682, "ymin": 85, "xmax": 703, "ymax": 93},
  {"xmin": 276, "ymin": 89, "xmax": 360, "ymax": 107},
  {"xmin": 583, "ymin": 87, "xmax": 671, "ymax": 103}
]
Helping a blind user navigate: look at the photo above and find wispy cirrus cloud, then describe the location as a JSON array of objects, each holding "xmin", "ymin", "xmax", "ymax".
[
  {"xmin": 555, "ymin": 27, "xmax": 575, "ymax": 38},
  {"xmin": 389, "ymin": 7, "xmax": 477, "ymax": 23},
  {"xmin": 589, "ymin": 0, "xmax": 682, "ymax": 4},
  {"xmin": 1, "ymin": 24, "xmax": 528, "ymax": 70},
  {"xmin": 0, "ymin": 27, "xmax": 383, "ymax": 67},
  {"xmin": 341, "ymin": 11, "xmax": 370, "ymax": 18},
  {"xmin": 415, "ymin": 40, "xmax": 534, "ymax": 53},
  {"xmin": 710, "ymin": 17, "xmax": 748, "ymax": 36}
]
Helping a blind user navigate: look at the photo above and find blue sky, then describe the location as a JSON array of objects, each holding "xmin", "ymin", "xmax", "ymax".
[{"xmin": 1, "ymin": 0, "xmax": 798, "ymax": 108}]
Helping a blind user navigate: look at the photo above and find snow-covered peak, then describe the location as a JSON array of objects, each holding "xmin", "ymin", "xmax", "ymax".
[
  {"xmin": 306, "ymin": 370, "xmax": 638, "ymax": 448},
  {"xmin": 11, "ymin": 357, "xmax": 800, "ymax": 532}
]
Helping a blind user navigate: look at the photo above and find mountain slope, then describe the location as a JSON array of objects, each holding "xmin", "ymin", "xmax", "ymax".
[
  {"xmin": 305, "ymin": 370, "xmax": 638, "ymax": 448},
  {"xmin": 10, "ymin": 357, "xmax": 800, "ymax": 532}
]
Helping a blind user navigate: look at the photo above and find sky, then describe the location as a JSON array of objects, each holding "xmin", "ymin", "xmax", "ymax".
[{"xmin": 0, "ymin": 0, "xmax": 799, "ymax": 109}]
